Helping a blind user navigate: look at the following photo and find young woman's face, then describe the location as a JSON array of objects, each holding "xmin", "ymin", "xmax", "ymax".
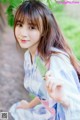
[{"xmin": 15, "ymin": 18, "xmax": 43, "ymax": 51}]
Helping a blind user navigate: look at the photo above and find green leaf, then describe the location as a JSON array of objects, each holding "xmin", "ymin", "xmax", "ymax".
[
  {"xmin": 6, "ymin": 5, "xmax": 14, "ymax": 26},
  {"xmin": 0, "ymin": 0, "xmax": 9, "ymax": 4},
  {"xmin": 7, "ymin": 14, "xmax": 14, "ymax": 26},
  {"xmin": 6, "ymin": 5, "xmax": 14, "ymax": 14},
  {"xmin": 47, "ymin": 0, "xmax": 55, "ymax": 11},
  {"xmin": 36, "ymin": 56, "xmax": 47, "ymax": 78},
  {"xmin": 8, "ymin": 0, "xmax": 25, "ymax": 8}
]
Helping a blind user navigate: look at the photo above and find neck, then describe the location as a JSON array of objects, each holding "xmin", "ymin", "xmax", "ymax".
[
  {"xmin": 28, "ymin": 45, "xmax": 38, "ymax": 64},
  {"xmin": 29, "ymin": 51, "xmax": 37, "ymax": 64}
]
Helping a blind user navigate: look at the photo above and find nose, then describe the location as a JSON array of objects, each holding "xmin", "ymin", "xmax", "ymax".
[{"xmin": 21, "ymin": 27, "xmax": 28, "ymax": 38}]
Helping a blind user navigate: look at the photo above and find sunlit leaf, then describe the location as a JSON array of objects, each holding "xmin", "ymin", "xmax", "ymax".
[{"xmin": 36, "ymin": 56, "xmax": 47, "ymax": 78}]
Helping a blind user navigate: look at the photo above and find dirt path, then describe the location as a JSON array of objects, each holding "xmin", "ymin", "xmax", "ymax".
[{"xmin": 0, "ymin": 26, "xmax": 31, "ymax": 120}]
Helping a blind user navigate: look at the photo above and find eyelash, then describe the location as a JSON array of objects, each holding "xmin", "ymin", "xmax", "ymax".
[
  {"xmin": 16, "ymin": 22, "xmax": 23, "ymax": 27},
  {"xmin": 16, "ymin": 22, "xmax": 37, "ymax": 30},
  {"xmin": 29, "ymin": 26, "xmax": 36, "ymax": 30}
]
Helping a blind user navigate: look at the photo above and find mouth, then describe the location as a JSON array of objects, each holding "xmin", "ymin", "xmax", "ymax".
[{"xmin": 21, "ymin": 40, "xmax": 29, "ymax": 43}]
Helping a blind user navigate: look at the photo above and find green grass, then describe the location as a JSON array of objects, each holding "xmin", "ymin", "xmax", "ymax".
[{"xmin": 54, "ymin": 11, "xmax": 80, "ymax": 60}]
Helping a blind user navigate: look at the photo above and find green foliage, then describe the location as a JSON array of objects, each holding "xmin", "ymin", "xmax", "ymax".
[
  {"xmin": 36, "ymin": 56, "xmax": 47, "ymax": 77},
  {"xmin": 1, "ymin": 0, "xmax": 24, "ymax": 6},
  {"xmin": 29, "ymin": 93, "xmax": 35, "ymax": 99},
  {"xmin": 42, "ymin": 0, "xmax": 64, "ymax": 12},
  {"xmin": 6, "ymin": 5, "xmax": 14, "ymax": 26},
  {"xmin": 7, "ymin": 0, "xmax": 25, "ymax": 8},
  {"xmin": 0, "ymin": 0, "xmax": 64, "ymax": 26},
  {"xmin": 54, "ymin": 12, "xmax": 80, "ymax": 60},
  {"xmin": 47, "ymin": 0, "xmax": 54, "ymax": 10},
  {"xmin": 1, "ymin": 0, "xmax": 25, "ymax": 26},
  {"xmin": 0, "ymin": 0, "xmax": 9, "ymax": 4}
]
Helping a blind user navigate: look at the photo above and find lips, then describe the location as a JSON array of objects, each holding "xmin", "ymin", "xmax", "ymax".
[{"xmin": 21, "ymin": 40, "xmax": 28, "ymax": 43}]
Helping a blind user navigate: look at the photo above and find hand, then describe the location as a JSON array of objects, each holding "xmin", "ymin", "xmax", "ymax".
[
  {"xmin": 45, "ymin": 70, "xmax": 65, "ymax": 103},
  {"xmin": 16, "ymin": 100, "xmax": 29, "ymax": 109}
]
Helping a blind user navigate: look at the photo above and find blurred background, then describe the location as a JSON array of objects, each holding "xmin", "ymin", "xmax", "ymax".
[{"xmin": 0, "ymin": 0, "xmax": 80, "ymax": 119}]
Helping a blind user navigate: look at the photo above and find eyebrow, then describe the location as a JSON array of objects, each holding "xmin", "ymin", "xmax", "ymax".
[
  {"xmin": 16, "ymin": 20, "xmax": 23, "ymax": 23},
  {"xmin": 16, "ymin": 20, "xmax": 24, "ymax": 24},
  {"xmin": 26, "ymin": 20, "xmax": 35, "ymax": 25}
]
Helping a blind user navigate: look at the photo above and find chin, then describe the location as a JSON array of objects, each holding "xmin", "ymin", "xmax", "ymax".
[
  {"xmin": 20, "ymin": 46, "xmax": 28, "ymax": 49},
  {"xmin": 19, "ymin": 44, "xmax": 28, "ymax": 49}
]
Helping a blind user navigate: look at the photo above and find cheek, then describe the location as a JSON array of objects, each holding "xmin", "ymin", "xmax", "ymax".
[
  {"xmin": 14, "ymin": 28, "xmax": 19, "ymax": 41},
  {"xmin": 15, "ymin": 28, "xmax": 18, "ymax": 37},
  {"xmin": 15, "ymin": 27, "xmax": 20, "ymax": 37},
  {"xmin": 32, "ymin": 31, "xmax": 41, "ymax": 40}
]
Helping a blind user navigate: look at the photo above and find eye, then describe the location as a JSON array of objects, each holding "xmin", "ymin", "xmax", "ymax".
[
  {"xmin": 29, "ymin": 25, "xmax": 36, "ymax": 30},
  {"xmin": 16, "ymin": 22, "xmax": 23, "ymax": 27}
]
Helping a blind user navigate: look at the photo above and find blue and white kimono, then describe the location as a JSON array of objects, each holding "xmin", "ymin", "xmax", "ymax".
[{"xmin": 9, "ymin": 47, "xmax": 80, "ymax": 120}]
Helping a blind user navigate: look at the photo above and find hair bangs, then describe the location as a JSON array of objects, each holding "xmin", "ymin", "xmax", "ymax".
[
  {"xmin": 15, "ymin": 6, "xmax": 26, "ymax": 26},
  {"xmin": 24, "ymin": 2, "xmax": 42, "ymax": 31},
  {"xmin": 15, "ymin": 3, "xmax": 42, "ymax": 31}
]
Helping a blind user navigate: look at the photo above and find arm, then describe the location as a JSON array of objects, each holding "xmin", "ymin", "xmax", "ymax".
[
  {"xmin": 48, "ymin": 53, "xmax": 80, "ymax": 109},
  {"xmin": 27, "ymin": 97, "xmax": 40, "ymax": 109},
  {"xmin": 17, "ymin": 97, "xmax": 40, "ymax": 109}
]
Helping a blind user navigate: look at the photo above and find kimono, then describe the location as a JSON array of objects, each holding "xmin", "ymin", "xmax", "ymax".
[{"xmin": 9, "ymin": 47, "xmax": 80, "ymax": 120}]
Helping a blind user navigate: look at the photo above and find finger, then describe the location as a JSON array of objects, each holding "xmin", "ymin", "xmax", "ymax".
[
  {"xmin": 50, "ymin": 81, "xmax": 61, "ymax": 91},
  {"xmin": 52, "ymin": 79, "xmax": 63, "ymax": 87},
  {"xmin": 46, "ymin": 78, "xmax": 53, "ymax": 88},
  {"xmin": 46, "ymin": 79, "xmax": 56, "ymax": 87},
  {"xmin": 46, "ymin": 79, "xmax": 50, "ymax": 87},
  {"xmin": 46, "ymin": 78, "xmax": 58, "ymax": 91},
  {"xmin": 52, "ymin": 83, "xmax": 63, "ymax": 93},
  {"xmin": 56, "ymin": 85, "xmax": 63, "ymax": 91},
  {"xmin": 47, "ymin": 80, "xmax": 54, "ymax": 91},
  {"xmin": 45, "ymin": 70, "xmax": 53, "ymax": 79}
]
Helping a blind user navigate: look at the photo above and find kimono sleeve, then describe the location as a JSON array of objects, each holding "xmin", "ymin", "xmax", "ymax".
[{"xmin": 49, "ymin": 53, "xmax": 80, "ymax": 119}]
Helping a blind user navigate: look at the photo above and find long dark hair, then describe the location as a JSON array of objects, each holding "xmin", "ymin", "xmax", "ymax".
[{"xmin": 14, "ymin": 0, "xmax": 80, "ymax": 80}]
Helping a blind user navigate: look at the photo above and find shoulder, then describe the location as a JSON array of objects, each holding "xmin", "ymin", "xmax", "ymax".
[
  {"xmin": 49, "ymin": 47, "xmax": 75, "ymax": 73},
  {"xmin": 49, "ymin": 48, "xmax": 80, "ymax": 92},
  {"xmin": 50, "ymin": 47, "xmax": 70, "ymax": 64},
  {"xmin": 50, "ymin": 47, "xmax": 69, "ymax": 57}
]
